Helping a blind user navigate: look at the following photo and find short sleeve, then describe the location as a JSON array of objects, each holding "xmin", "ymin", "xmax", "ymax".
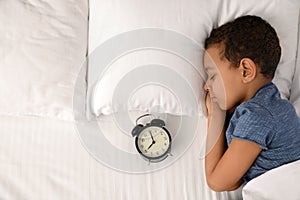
[{"xmin": 227, "ymin": 104, "xmax": 275, "ymax": 150}]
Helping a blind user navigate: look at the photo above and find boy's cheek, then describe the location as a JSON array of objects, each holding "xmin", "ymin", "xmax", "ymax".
[{"xmin": 213, "ymin": 79, "xmax": 225, "ymax": 95}]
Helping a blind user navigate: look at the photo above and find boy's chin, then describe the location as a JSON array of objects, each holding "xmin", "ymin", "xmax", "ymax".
[
  {"xmin": 215, "ymin": 101, "xmax": 225, "ymax": 110},
  {"xmin": 213, "ymin": 101, "xmax": 227, "ymax": 111},
  {"xmin": 220, "ymin": 103, "xmax": 233, "ymax": 112}
]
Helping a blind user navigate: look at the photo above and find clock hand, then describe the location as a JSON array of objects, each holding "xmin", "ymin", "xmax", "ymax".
[
  {"xmin": 150, "ymin": 131, "xmax": 155, "ymax": 142},
  {"xmin": 147, "ymin": 131, "xmax": 156, "ymax": 150},
  {"xmin": 147, "ymin": 140, "xmax": 156, "ymax": 150}
]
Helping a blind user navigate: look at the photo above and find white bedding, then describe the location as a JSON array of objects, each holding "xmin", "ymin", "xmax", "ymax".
[{"xmin": 0, "ymin": 115, "xmax": 242, "ymax": 200}]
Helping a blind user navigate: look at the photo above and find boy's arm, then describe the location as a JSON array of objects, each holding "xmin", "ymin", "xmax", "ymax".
[{"xmin": 204, "ymin": 93, "xmax": 262, "ymax": 192}]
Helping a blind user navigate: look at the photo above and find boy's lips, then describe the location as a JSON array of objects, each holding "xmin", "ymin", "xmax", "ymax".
[
  {"xmin": 211, "ymin": 96, "xmax": 218, "ymax": 102},
  {"xmin": 206, "ymin": 90, "xmax": 218, "ymax": 103}
]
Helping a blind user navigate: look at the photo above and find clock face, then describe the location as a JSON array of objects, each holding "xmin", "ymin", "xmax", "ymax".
[{"xmin": 136, "ymin": 126, "xmax": 171, "ymax": 159}]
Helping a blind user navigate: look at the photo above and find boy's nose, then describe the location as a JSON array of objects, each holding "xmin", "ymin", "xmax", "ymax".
[{"xmin": 204, "ymin": 83, "xmax": 209, "ymax": 91}]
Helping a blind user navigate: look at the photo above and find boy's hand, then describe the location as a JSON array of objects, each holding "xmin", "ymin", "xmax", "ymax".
[
  {"xmin": 205, "ymin": 91, "xmax": 212, "ymax": 117},
  {"xmin": 205, "ymin": 91, "xmax": 214, "ymax": 128},
  {"xmin": 205, "ymin": 91, "xmax": 226, "ymax": 130}
]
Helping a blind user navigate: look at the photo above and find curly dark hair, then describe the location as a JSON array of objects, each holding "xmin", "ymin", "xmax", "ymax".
[{"xmin": 205, "ymin": 15, "xmax": 281, "ymax": 79}]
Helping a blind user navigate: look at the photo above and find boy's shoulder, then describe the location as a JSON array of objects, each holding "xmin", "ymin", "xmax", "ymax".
[
  {"xmin": 233, "ymin": 100, "xmax": 275, "ymax": 128},
  {"xmin": 233, "ymin": 82, "xmax": 299, "ymax": 127}
]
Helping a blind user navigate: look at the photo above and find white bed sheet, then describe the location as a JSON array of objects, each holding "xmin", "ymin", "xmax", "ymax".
[{"xmin": 0, "ymin": 115, "xmax": 242, "ymax": 200}]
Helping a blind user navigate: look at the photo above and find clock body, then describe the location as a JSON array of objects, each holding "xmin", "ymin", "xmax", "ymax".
[{"xmin": 132, "ymin": 119, "xmax": 171, "ymax": 162}]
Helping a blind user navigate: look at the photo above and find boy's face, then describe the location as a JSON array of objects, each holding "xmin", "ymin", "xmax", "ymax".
[{"xmin": 204, "ymin": 46, "xmax": 244, "ymax": 110}]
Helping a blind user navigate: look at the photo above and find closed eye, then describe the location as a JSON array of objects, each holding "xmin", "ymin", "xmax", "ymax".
[{"xmin": 209, "ymin": 74, "xmax": 216, "ymax": 80}]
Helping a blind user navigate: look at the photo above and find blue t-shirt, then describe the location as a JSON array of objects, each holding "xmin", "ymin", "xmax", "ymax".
[{"xmin": 226, "ymin": 82, "xmax": 300, "ymax": 182}]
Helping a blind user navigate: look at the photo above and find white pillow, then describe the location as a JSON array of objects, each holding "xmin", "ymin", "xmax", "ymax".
[
  {"xmin": 0, "ymin": 0, "xmax": 88, "ymax": 121},
  {"xmin": 88, "ymin": 0, "xmax": 299, "ymax": 116},
  {"xmin": 242, "ymin": 160, "xmax": 300, "ymax": 200}
]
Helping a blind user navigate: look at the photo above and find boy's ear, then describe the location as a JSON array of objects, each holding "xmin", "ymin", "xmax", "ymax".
[{"xmin": 239, "ymin": 58, "xmax": 257, "ymax": 83}]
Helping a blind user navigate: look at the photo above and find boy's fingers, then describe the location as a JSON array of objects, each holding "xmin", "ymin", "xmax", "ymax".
[{"xmin": 205, "ymin": 92, "xmax": 212, "ymax": 115}]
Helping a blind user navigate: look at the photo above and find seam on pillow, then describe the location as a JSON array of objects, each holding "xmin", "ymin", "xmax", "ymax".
[
  {"xmin": 290, "ymin": 9, "xmax": 300, "ymax": 106},
  {"xmin": 292, "ymin": 9, "xmax": 300, "ymax": 82}
]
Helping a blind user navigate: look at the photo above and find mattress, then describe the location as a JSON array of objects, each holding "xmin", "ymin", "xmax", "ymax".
[{"xmin": 0, "ymin": 114, "xmax": 242, "ymax": 200}]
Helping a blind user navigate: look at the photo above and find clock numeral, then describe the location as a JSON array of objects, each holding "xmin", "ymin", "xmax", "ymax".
[
  {"xmin": 164, "ymin": 143, "xmax": 167, "ymax": 146},
  {"xmin": 141, "ymin": 138, "xmax": 145, "ymax": 143}
]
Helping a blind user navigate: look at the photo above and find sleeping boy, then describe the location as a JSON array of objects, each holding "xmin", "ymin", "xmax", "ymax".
[{"xmin": 203, "ymin": 15, "xmax": 300, "ymax": 191}]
